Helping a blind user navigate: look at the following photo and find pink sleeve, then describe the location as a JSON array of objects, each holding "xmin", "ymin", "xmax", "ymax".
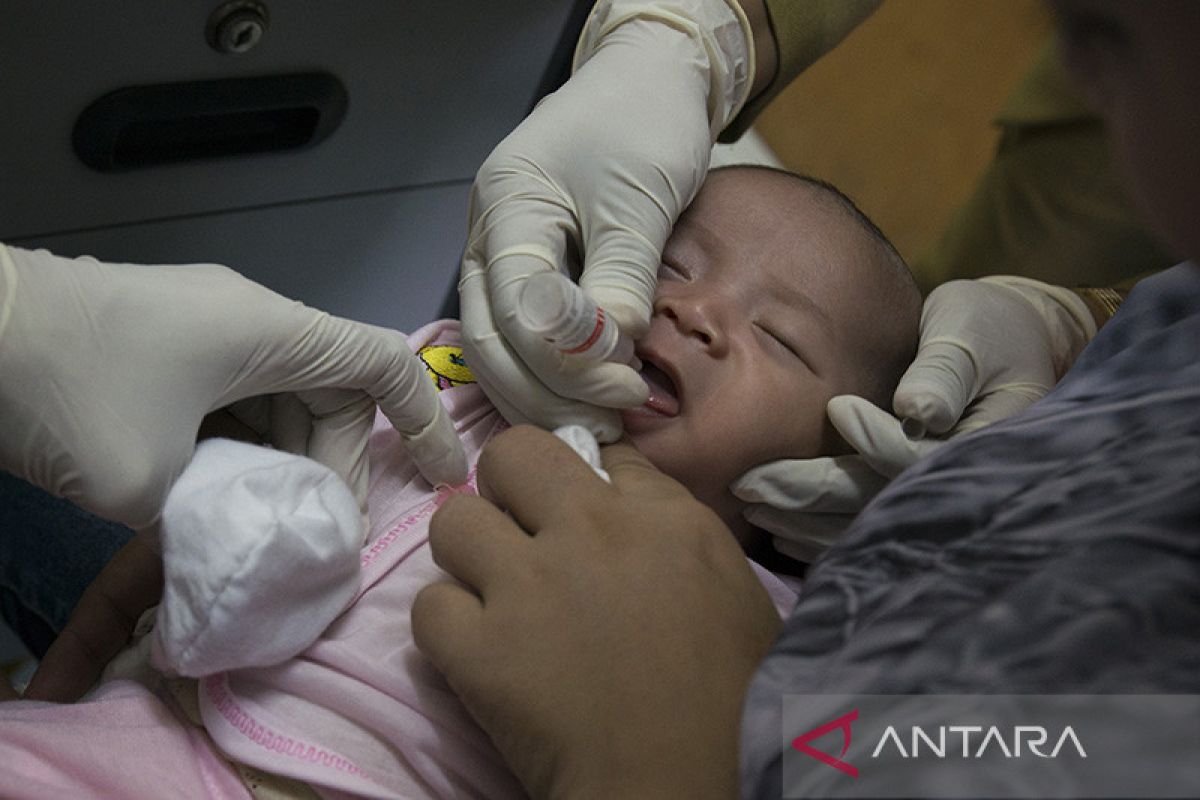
[
  {"xmin": 0, "ymin": 681, "xmax": 249, "ymax": 800},
  {"xmin": 749, "ymin": 560, "xmax": 801, "ymax": 619}
]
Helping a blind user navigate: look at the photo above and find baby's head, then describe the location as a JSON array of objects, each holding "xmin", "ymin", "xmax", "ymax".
[{"xmin": 621, "ymin": 165, "xmax": 921, "ymax": 543}]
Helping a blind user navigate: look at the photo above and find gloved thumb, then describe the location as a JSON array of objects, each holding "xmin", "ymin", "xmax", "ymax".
[
  {"xmin": 952, "ymin": 381, "xmax": 1047, "ymax": 434},
  {"xmin": 890, "ymin": 340, "xmax": 979, "ymax": 436},
  {"xmin": 577, "ymin": 206, "xmax": 678, "ymax": 341},
  {"xmin": 732, "ymin": 455, "xmax": 888, "ymax": 514},
  {"xmin": 827, "ymin": 395, "xmax": 942, "ymax": 479}
]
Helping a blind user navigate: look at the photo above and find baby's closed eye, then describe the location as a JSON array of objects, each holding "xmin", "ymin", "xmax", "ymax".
[{"xmin": 755, "ymin": 321, "xmax": 804, "ymax": 362}]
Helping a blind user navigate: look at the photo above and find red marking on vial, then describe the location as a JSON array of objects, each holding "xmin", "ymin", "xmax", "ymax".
[{"xmin": 563, "ymin": 308, "xmax": 607, "ymax": 354}]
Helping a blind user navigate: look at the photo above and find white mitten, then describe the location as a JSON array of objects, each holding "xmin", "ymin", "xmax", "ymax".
[{"xmin": 152, "ymin": 439, "xmax": 362, "ymax": 677}]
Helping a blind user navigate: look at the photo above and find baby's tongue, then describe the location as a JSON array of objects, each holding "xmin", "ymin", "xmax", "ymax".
[{"xmin": 639, "ymin": 362, "xmax": 680, "ymax": 416}]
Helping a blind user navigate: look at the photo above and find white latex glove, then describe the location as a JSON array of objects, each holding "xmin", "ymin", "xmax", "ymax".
[
  {"xmin": 733, "ymin": 276, "xmax": 1097, "ymax": 562},
  {"xmin": 459, "ymin": 0, "xmax": 753, "ymax": 440},
  {"xmin": 0, "ymin": 244, "xmax": 467, "ymax": 530}
]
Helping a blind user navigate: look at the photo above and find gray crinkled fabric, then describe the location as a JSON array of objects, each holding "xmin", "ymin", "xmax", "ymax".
[{"xmin": 742, "ymin": 264, "xmax": 1200, "ymax": 799}]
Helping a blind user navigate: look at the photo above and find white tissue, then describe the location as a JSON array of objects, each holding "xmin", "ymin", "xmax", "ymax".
[{"xmin": 553, "ymin": 424, "xmax": 611, "ymax": 483}]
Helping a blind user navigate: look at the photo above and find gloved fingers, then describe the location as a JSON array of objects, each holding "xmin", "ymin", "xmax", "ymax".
[
  {"xmin": 731, "ymin": 454, "xmax": 888, "ymax": 515},
  {"xmin": 293, "ymin": 388, "xmax": 374, "ymax": 511},
  {"xmin": 953, "ymin": 381, "xmax": 1050, "ymax": 434},
  {"xmin": 755, "ymin": 510, "xmax": 855, "ymax": 564},
  {"xmin": 577, "ymin": 228, "xmax": 665, "ymax": 341},
  {"xmin": 828, "ymin": 395, "xmax": 943, "ymax": 479},
  {"xmin": 467, "ymin": 340, "xmax": 628, "ymax": 442},
  {"xmin": 572, "ymin": 140, "xmax": 708, "ymax": 341},
  {"xmin": 482, "ymin": 253, "xmax": 648, "ymax": 408},
  {"xmin": 268, "ymin": 393, "xmax": 313, "ymax": 456},
  {"xmin": 227, "ymin": 309, "xmax": 419, "ymax": 434},
  {"xmin": 459, "ymin": 274, "xmax": 627, "ymax": 442},
  {"xmin": 398, "ymin": 398, "xmax": 470, "ymax": 489},
  {"xmin": 204, "ymin": 391, "xmax": 375, "ymax": 513},
  {"xmin": 507, "ymin": 318, "xmax": 648, "ymax": 408},
  {"xmin": 372, "ymin": 358, "xmax": 468, "ymax": 489},
  {"xmin": 891, "ymin": 339, "xmax": 980, "ymax": 436},
  {"xmin": 235, "ymin": 311, "xmax": 468, "ymax": 488}
]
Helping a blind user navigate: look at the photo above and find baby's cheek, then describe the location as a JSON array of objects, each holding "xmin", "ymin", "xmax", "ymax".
[
  {"xmin": 629, "ymin": 427, "xmax": 712, "ymax": 493},
  {"xmin": 624, "ymin": 428, "xmax": 682, "ymax": 476}
]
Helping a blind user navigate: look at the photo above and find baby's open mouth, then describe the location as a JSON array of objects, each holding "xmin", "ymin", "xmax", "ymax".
[{"xmin": 637, "ymin": 359, "xmax": 681, "ymax": 416}]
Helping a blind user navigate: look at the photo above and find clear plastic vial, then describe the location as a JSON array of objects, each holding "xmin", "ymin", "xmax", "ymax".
[{"xmin": 517, "ymin": 271, "xmax": 635, "ymax": 365}]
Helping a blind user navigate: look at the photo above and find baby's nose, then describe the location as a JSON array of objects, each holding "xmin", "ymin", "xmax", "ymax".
[{"xmin": 654, "ymin": 293, "xmax": 727, "ymax": 354}]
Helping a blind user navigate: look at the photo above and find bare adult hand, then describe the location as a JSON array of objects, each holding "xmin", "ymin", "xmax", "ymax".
[
  {"xmin": 22, "ymin": 535, "xmax": 163, "ymax": 703},
  {"xmin": 413, "ymin": 426, "xmax": 781, "ymax": 799}
]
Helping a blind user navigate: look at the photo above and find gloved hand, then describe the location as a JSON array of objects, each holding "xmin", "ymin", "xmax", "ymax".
[
  {"xmin": 733, "ymin": 276, "xmax": 1097, "ymax": 561},
  {"xmin": 0, "ymin": 244, "xmax": 467, "ymax": 530},
  {"xmin": 459, "ymin": 0, "xmax": 753, "ymax": 440}
]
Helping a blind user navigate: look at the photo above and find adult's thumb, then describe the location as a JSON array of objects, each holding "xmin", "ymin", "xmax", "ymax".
[
  {"xmin": 578, "ymin": 232, "xmax": 661, "ymax": 340},
  {"xmin": 891, "ymin": 340, "xmax": 980, "ymax": 435}
]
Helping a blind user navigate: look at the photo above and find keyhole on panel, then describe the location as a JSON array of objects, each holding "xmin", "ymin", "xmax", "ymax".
[{"xmin": 206, "ymin": 2, "xmax": 269, "ymax": 55}]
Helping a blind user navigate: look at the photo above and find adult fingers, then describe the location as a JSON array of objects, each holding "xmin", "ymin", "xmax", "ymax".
[
  {"xmin": 464, "ymin": 176, "xmax": 644, "ymax": 409},
  {"xmin": 475, "ymin": 425, "xmax": 611, "ymax": 531},
  {"xmin": 428, "ymin": 493, "xmax": 533, "ymax": 595},
  {"xmin": 954, "ymin": 382, "xmax": 1048, "ymax": 434},
  {"xmin": 828, "ymin": 395, "xmax": 942, "ymax": 479},
  {"xmin": 732, "ymin": 455, "xmax": 887, "ymax": 515},
  {"xmin": 23, "ymin": 537, "xmax": 162, "ymax": 702},
  {"xmin": 267, "ymin": 393, "xmax": 314, "ymax": 456},
  {"xmin": 891, "ymin": 340, "xmax": 980, "ymax": 436},
  {"xmin": 750, "ymin": 507, "xmax": 852, "ymax": 563},
  {"xmin": 599, "ymin": 438, "xmax": 692, "ymax": 501},
  {"xmin": 22, "ymin": 626, "xmax": 109, "ymax": 702},
  {"xmin": 294, "ymin": 389, "xmax": 373, "ymax": 512},
  {"xmin": 237, "ymin": 311, "xmax": 466, "ymax": 486},
  {"xmin": 577, "ymin": 224, "xmax": 663, "ymax": 341},
  {"xmin": 459, "ymin": 268, "xmax": 627, "ymax": 441},
  {"xmin": 411, "ymin": 581, "xmax": 484, "ymax": 676},
  {"xmin": 483, "ymin": 255, "xmax": 649, "ymax": 410},
  {"xmin": 330, "ymin": 321, "xmax": 468, "ymax": 487}
]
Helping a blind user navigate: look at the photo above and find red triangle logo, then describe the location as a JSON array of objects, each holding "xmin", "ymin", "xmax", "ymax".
[{"xmin": 790, "ymin": 708, "xmax": 860, "ymax": 778}]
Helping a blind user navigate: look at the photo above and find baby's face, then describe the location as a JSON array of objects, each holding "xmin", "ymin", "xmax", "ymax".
[{"xmin": 621, "ymin": 170, "xmax": 880, "ymax": 541}]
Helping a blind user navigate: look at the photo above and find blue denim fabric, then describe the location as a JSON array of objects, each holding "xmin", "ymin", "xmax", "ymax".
[{"xmin": 0, "ymin": 471, "xmax": 132, "ymax": 657}]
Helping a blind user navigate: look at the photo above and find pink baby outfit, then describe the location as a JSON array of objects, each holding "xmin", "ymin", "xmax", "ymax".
[{"xmin": 0, "ymin": 321, "xmax": 798, "ymax": 799}]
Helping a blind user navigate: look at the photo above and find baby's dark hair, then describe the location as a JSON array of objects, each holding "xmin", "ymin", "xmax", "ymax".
[{"xmin": 709, "ymin": 164, "xmax": 921, "ymax": 410}]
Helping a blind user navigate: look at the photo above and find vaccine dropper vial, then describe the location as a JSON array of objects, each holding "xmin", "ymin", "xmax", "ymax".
[{"xmin": 517, "ymin": 271, "xmax": 635, "ymax": 365}]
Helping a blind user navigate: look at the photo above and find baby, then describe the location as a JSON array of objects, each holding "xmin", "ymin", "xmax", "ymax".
[
  {"xmin": 623, "ymin": 165, "xmax": 920, "ymax": 550},
  {"xmin": 0, "ymin": 165, "xmax": 920, "ymax": 799}
]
